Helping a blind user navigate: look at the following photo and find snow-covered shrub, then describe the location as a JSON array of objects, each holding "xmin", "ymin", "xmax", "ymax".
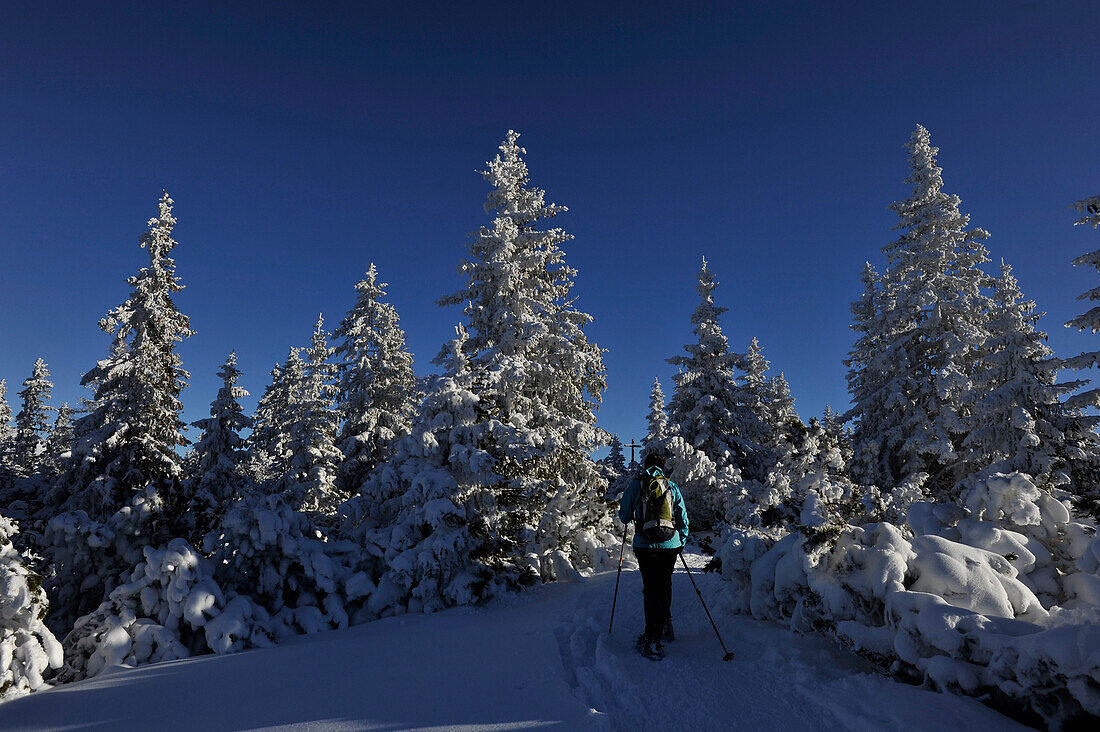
[
  {"xmin": 0, "ymin": 514, "xmax": 62, "ymax": 700},
  {"xmin": 204, "ymin": 494, "xmax": 357, "ymax": 640},
  {"xmin": 909, "ymin": 472, "xmax": 1097, "ymax": 610},
  {"xmin": 719, "ymin": 487, "xmax": 1100, "ymax": 727},
  {"xmin": 61, "ymin": 538, "xmax": 270, "ymax": 682},
  {"xmin": 43, "ymin": 486, "xmax": 166, "ymax": 633}
]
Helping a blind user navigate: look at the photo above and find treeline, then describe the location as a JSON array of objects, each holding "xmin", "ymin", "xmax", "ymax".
[
  {"xmin": 0, "ymin": 131, "xmax": 616, "ymax": 697},
  {"xmin": 630, "ymin": 126, "xmax": 1099, "ymax": 728},
  {"xmin": 1, "ymin": 125, "xmax": 1098, "ymax": 727}
]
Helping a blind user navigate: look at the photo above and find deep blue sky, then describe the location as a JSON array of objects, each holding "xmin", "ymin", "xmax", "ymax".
[{"xmin": 2, "ymin": 1, "xmax": 1098, "ymax": 452}]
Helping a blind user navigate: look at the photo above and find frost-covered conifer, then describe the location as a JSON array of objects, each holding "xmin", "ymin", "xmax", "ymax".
[
  {"xmin": 820, "ymin": 404, "xmax": 852, "ymax": 466},
  {"xmin": 0, "ymin": 514, "xmax": 62, "ymax": 699},
  {"xmin": 765, "ymin": 372, "xmax": 797, "ymax": 446},
  {"xmin": 41, "ymin": 403, "xmax": 74, "ymax": 479},
  {"xmin": 64, "ymin": 192, "xmax": 193, "ymax": 519},
  {"xmin": 350, "ymin": 325, "xmax": 507, "ymax": 613},
  {"xmin": 0, "ymin": 380, "xmax": 14, "ymax": 473},
  {"xmin": 1063, "ymin": 195, "xmax": 1100, "ymax": 396},
  {"xmin": 961, "ymin": 262, "xmax": 1079, "ymax": 487},
  {"xmin": 738, "ymin": 337, "xmax": 774, "ymax": 450},
  {"xmin": 667, "ymin": 259, "xmax": 765, "ymax": 505},
  {"xmin": 282, "ymin": 317, "xmax": 343, "ymax": 517},
  {"xmin": 643, "ymin": 377, "xmax": 668, "ymax": 452},
  {"xmin": 12, "ymin": 359, "xmax": 53, "ymax": 477},
  {"xmin": 248, "ymin": 358, "xmax": 294, "ymax": 484},
  {"xmin": 1061, "ymin": 196, "xmax": 1100, "ymax": 515},
  {"xmin": 333, "ymin": 265, "xmax": 417, "ymax": 495},
  {"xmin": 844, "ymin": 263, "xmax": 891, "ymax": 485},
  {"xmin": 603, "ymin": 435, "xmax": 627, "ymax": 478},
  {"xmin": 849, "ymin": 126, "xmax": 993, "ymax": 496},
  {"xmin": 187, "ymin": 353, "xmax": 252, "ymax": 542},
  {"xmin": 599, "ymin": 434, "xmax": 628, "ymax": 499},
  {"xmin": 434, "ymin": 131, "xmax": 613, "ymax": 578}
]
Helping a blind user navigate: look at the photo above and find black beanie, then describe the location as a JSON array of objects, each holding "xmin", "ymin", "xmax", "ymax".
[{"xmin": 643, "ymin": 452, "xmax": 665, "ymax": 471}]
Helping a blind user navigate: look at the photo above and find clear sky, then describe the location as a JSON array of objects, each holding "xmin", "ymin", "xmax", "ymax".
[{"xmin": 1, "ymin": 1, "xmax": 1098, "ymax": 453}]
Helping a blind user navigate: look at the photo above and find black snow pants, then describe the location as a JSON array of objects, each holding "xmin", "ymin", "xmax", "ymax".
[{"xmin": 635, "ymin": 546, "xmax": 679, "ymax": 641}]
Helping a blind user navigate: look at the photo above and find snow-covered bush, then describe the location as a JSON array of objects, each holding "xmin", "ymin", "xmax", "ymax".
[
  {"xmin": 43, "ymin": 486, "xmax": 167, "ymax": 634},
  {"xmin": 0, "ymin": 514, "xmax": 61, "ymax": 700},
  {"xmin": 909, "ymin": 472, "xmax": 1097, "ymax": 610},
  {"xmin": 204, "ymin": 494, "xmax": 357, "ymax": 639},
  {"xmin": 61, "ymin": 538, "xmax": 270, "ymax": 682},
  {"xmin": 718, "ymin": 473, "xmax": 1100, "ymax": 727}
]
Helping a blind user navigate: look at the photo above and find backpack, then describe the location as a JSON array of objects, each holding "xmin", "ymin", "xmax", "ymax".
[{"xmin": 637, "ymin": 469, "xmax": 677, "ymax": 543}]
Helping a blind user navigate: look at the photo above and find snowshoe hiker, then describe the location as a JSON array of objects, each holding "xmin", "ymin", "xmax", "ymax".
[{"xmin": 618, "ymin": 452, "xmax": 689, "ymax": 660}]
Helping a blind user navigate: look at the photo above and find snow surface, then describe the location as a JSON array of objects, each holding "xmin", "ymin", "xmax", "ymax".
[{"xmin": 0, "ymin": 553, "xmax": 1023, "ymax": 731}]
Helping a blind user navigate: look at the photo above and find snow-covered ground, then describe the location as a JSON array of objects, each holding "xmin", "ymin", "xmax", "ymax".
[{"xmin": 0, "ymin": 553, "xmax": 1024, "ymax": 731}]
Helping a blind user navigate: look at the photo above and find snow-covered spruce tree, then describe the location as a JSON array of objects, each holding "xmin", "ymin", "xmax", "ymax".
[
  {"xmin": 63, "ymin": 192, "xmax": 193, "ymax": 521},
  {"xmin": 281, "ymin": 316, "xmax": 343, "ymax": 517},
  {"xmin": 41, "ymin": 403, "xmax": 74, "ymax": 479},
  {"xmin": 12, "ymin": 359, "xmax": 53, "ymax": 477},
  {"xmin": 248, "ymin": 357, "xmax": 294, "ymax": 484},
  {"xmin": 433, "ymin": 131, "xmax": 614, "ymax": 580},
  {"xmin": 736, "ymin": 337, "xmax": 779, "ymax": 461},
  {"xmin": 766, "ymin": 373, "xmax": 797, "ymax": 440},
  {"xmin": 345, "ymin": 325, "xmax": 506, "ymax": 616},
  {"xmin": 332, "ymin": 264, "xmax": 417, "ymax": 496},
  {"xmin": 0, "ymin": 380, "xmax": 13, "ymax": 474},
  {"xmin": 601, "ymin": 435, "xmax": 627, "ymax": 483},
  {"xmin": 187, "ymin": 353, "xmax": 252, "ymax": 543},
  {"xmin": 960, "ymin": 262, "xmax": 1081, "ymax": 489},
  {"xmin": 666, "ymin": 258, "xmax": 759, "ymax": 524},
  {"xmin": 848, "ymin": 126, "xmax": 993, "ymax": 498},
  {"xmin": 61, "ymin": 537, "xmax": 272, "ymax": 682},
  {"xmin": 1061, "ymin": 194, "xmax": 1100, "ymax": 517},
  {"xmin": 0, "ymin": 513, "xmax": 62, "ymax": 700},
  {"xmin": 643, "ymin": 377, "xmax": 669, "ymax": 453},
  {"xmin": 47, "ymin": 193, "xmax": 193, "ymax": 631},
  {"xmin": 844, "ymin": 262, "xmax": 892, "ymax": 486}
]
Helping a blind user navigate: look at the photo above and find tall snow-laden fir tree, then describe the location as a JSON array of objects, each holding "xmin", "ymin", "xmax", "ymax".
[
  {"xmin": 765, "ymin": 371, "xmax": 798, "ymax": 448},
  {"xmin": 249, "ymin": 358, "xmax": 294, "ymax": 484},
  {"xmin": 188, "ymin": 352, "xmax": 252, "ymax": 542},
  {"xmin": 844, "ymin": 262, "xmax": 891, "ymax": 485},
  {"xmin": 333, "ymin": 264, "xmax": 417, "ymax": 496},
  {"xmin": 1063, "ymin": 194, "xmax": 1100, "ymax": 402},
  {"xmin": 1060, "ymin": 195, "xmax": 1100, "ymax": 516},
  {"xmin": 434, "ymin": 130, "xmax": 613, "ymax": 580},
  {"xmin": 12, "ymin": 359, "xmax": 53, "ymax": 477},
  {"xmin": 847, "ymin": 126, "xmax": 992, "ymax": 497},
  {"xmin": 352, "ymin": 325, "xmax": 505, "ymax": 613},
  {"xmin": 737, "ymin": 337, "xmax": 775, "ymax": 455},
  {"xmin": 601, "ymin": 434, "xmax": 627, "ymax": 487},
  {"xmin": 0, "ymin": 380, "xmax": 13, "ymax": 473},
  {"xmin": 64, "ymin": 192, "xmax": 193, "ymax": 520},
  {"xmin": 42, "ymin": 403, "xmax": 74, "ymax": 479},
  {"xmin": 961, "ymin": 262, "xmax": 1078, "ymax": 487},
  {"xmin": 662, "ymin": 259, "xmax": 757, "ymax": 525},
  {"xmin": 644, "ymin": 377, "xmax": 668, "ymax": 452},
  {"xmin": 667, "ymin": 259, "xmax": 764, "ymax": 484},
  {"xmin": 282, "ymin": 316, "xmax": 343, "ymax": 517}
]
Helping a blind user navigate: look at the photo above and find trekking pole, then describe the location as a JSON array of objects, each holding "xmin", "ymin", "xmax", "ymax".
[
  {"xmin": 608, "ymin": 523, "xmax": 629, "ymax": 635},
  {"xmin": 679, "ymin": 551, "xmax": 735, "ymax": 661}
]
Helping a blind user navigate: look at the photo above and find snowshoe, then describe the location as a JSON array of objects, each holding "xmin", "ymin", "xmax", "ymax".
[
  {"xmin": 661, "ymin": 620, "xmax": 675, "ymax": 643},
  {"xmin": 635, "ymin": 634, "xmax": 665, "ymax": 661}
]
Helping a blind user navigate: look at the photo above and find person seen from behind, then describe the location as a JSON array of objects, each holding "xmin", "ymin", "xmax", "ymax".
[{"xmin": 618, "ymin": 451, "xmax": 689, "ymax": 660}]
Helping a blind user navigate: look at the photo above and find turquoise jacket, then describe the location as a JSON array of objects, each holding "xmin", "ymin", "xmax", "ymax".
[{"xmin": 618, "ymin": 466, "xmax": 689, "ymax": 550}]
